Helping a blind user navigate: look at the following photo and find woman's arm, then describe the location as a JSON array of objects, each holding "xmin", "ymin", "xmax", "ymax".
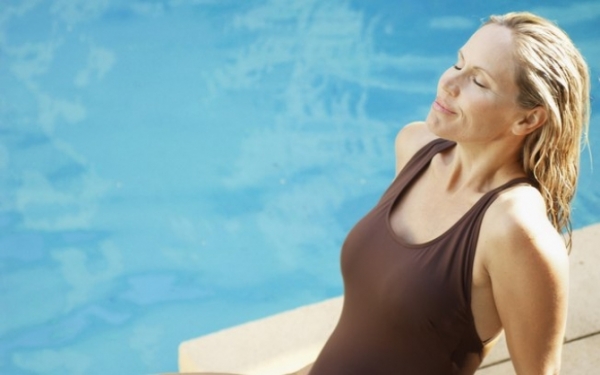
[{"xmin": 484, "ymin": 187, "xmax": 569, "ymax": 374}]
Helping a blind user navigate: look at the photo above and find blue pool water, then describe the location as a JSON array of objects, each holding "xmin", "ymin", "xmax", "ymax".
[{"xmin": 0, "ymin": 1, "xmax": 598, "ymax": 374}]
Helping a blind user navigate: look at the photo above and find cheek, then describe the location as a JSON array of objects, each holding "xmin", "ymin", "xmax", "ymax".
[
  {"xmin": 462, "ymin": 92, "xmax": 499, "ymax": 115},
  {"xmin": 461, "ymin": 97, "xmax": 519, "ymax": 132}
]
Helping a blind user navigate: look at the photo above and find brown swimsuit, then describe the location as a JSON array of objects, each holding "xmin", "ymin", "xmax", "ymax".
[{"xmin": 309, "ymin": 138, "xmax": 532, "ymax": 375}]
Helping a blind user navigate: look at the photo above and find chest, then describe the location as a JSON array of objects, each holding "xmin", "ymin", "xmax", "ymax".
[
  {"xmin": 389, "ymin": 170, "xmax": 483, "ymax": 245},
  {"xmin": 340, "ymin": 199, "xmax": 471, "ymax": 326}
]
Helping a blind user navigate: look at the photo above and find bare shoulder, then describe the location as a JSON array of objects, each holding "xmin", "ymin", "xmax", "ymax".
[
  {"xmin": 482, "ymin": 184, "xmax": 568, "ymax": 268},
  {"xmin": 394, "ymin": 121, "xmax": 438, "ymax": 175}
]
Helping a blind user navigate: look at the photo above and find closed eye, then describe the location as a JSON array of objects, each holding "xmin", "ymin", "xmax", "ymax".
[
  {"xmin": 473, "ymin": 78, "xmax": 486, "ymax": 88},
  {"xmin": 453, "ymin": 65, "xmax": 486, "ymax": 88}
]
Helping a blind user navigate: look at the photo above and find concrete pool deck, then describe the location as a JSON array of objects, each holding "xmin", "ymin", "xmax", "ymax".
[{"xmin": 175, "ymin": 223, "xmax": 600, "ymax": 374}]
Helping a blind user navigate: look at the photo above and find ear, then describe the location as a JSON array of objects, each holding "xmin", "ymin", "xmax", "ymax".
[{"xmin": 512, "ymin": 106, "xmax": 547, "ymax": 136}]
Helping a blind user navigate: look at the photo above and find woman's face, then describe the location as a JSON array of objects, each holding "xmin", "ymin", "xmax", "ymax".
[{"xmin": 426, "ymin": 24, "xmax": 526, "ymax": 143}]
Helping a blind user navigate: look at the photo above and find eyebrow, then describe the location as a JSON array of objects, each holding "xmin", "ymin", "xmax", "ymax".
[{"xmin": 458, "ymin": 49, "xmax": 497, "ymax": 83}]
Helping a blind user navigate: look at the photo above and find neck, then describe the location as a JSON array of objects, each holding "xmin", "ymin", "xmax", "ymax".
[{"xmin": 435, "ymin": 140, "xmax": 525, "ymax": 194}]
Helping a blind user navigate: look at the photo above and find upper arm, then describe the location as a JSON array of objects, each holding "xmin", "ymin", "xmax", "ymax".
[
  {"xmin": 394, "ymin": 121, "xmax": 437, "ymax": 176},
  {"xmin": 484, "ymin": 190, "xmax": 569, "ymax": 374}
]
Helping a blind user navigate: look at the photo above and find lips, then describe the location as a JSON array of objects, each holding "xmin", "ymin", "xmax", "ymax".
[{"xmin": 433, "ymin": 98, "xmax": 456, "ymax": 115}]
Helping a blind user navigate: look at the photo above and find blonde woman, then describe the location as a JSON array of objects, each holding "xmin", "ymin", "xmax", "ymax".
[
  {"xmin": 193, "ymin": 11, "xmax": 590, "ymax": 375},
  {"xmin": 294, "ymin": 11, "xmax": 590, "ymax": 375}
]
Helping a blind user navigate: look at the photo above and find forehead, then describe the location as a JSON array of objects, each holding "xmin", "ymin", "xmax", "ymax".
[{"xmin": 462, "ymin": 24, "xmax": 518, "ymax": 84}]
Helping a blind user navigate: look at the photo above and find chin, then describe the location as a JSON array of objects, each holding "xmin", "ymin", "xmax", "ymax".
[
  {"xmin": 425, "ymin": 113, "xmax": 449, "ymax": 139},
  {"xmin": 425, "ymin": 119, "xmax": 463, "ymax": 144}
]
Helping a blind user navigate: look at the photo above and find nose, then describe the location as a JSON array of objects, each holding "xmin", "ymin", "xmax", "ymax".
[{"xmin": 440, "ymin": 69, "xmax": 460, "ymax": 97}]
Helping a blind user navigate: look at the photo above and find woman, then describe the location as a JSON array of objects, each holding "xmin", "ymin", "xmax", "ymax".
[
  {"xmin": 292, "ymin": 11, "xmax": 590, "ymax": 375},
  {"xmin": 193, "ymin": 11, "xmax": 590, "ymax": 375}
]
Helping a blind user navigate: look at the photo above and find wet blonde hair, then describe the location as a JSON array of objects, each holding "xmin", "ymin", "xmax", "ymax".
[{"xmin": 486, "ymin": 12, "xmax": 590, "ymax": 250}]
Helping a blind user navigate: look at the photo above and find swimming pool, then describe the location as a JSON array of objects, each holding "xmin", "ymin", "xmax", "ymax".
[{"xmin": 0, "ymin": 1, "xmax": 598, "ymax": 374}]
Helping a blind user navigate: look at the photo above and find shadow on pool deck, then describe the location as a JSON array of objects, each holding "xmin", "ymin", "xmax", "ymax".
[{"xmin": 174, "ymin": 223, "xmax": 600, "ymax": 375}]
